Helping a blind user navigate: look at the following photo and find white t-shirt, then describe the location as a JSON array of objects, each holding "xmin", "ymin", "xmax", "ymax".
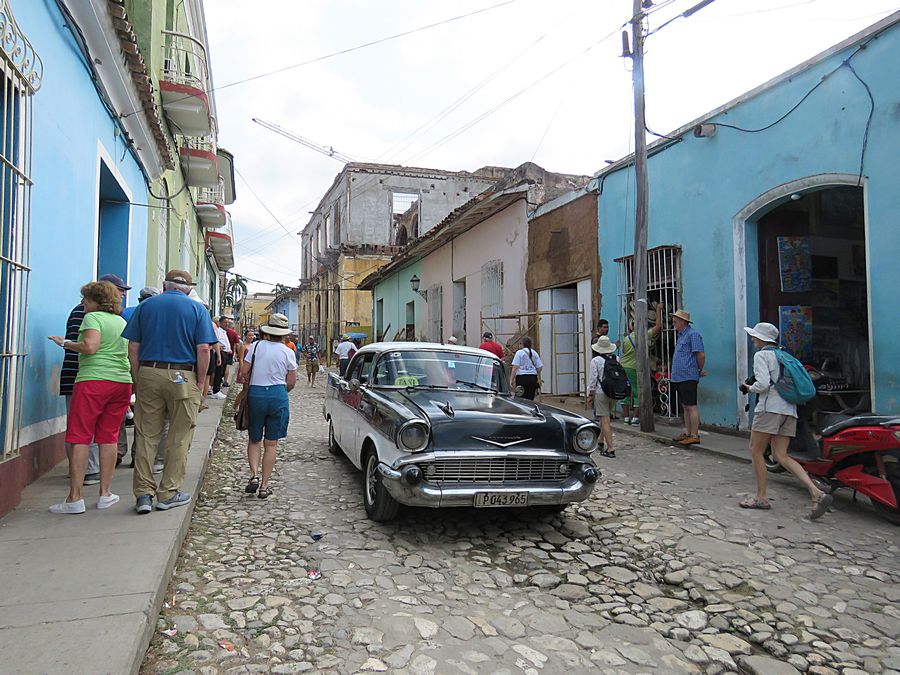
[
  {"xmin": 243, "ymin": 340, "xmax": 297, "ymax": 386},
  {"xmin": 216, "ymin": 326, "xmax": 232, "ymax": 353},
  {"xmin": 512, "ymin": 348, "xmax": 543, "ymax": 375},
  {"xmin": 335, "ymin": 340, "xmax": 355, "ymax": 359}
]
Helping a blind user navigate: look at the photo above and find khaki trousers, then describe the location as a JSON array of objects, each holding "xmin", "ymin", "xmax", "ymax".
[{"xmin": 132, "ymin": 366, "xmax": 201, "ymax": 501}]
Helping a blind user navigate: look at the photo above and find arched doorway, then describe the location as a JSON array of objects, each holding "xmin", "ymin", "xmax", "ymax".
[{"xmin": 733, "ymin": 175, "xmax": 871, "ymax": 429}]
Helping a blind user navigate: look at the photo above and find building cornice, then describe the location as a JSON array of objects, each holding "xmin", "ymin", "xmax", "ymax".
[{"xmin": 62, "ymin": 0, "xmax": 174, "ymax": 177}]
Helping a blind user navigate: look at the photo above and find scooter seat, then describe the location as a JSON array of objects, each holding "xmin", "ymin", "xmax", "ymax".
[{"xmin": 821, "ymin": 415, "xmax": 900, "ymax": 437}]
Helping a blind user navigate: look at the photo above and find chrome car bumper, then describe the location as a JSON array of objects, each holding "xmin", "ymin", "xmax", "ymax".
[{"xmin": 376, "ymin": 454, "xmax": 599, "ymax": 508}]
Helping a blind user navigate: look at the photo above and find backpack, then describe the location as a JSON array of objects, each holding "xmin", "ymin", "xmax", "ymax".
[
  {"xmin": 764, "ymin": 346, "xmax": 816, "ymax": 404},
  {"xmin": 599, "ymin": 354, "xmax": 631, "ymax": 400}
]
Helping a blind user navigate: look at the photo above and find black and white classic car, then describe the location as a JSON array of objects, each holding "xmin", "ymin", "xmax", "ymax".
[{"xmin": 323, "ymin": 342, "xmax": 601, "ymax": 521}]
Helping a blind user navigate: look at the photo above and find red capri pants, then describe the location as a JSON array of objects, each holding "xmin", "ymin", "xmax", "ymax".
[{"xmin": 65, "ymin": 380, "xmax": 133, "ymax": 445}]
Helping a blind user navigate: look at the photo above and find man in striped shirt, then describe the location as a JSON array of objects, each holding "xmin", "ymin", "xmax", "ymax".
[{"xmin": 60, "ymin": 274, "xmax": 132, "ymax": 482}]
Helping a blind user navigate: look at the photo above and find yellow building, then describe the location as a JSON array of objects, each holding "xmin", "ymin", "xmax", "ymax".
[
  {"xmin": 241, "ymin": 292, "xmax": 276, "ymax": 331},
  {"xmin": 298, "ymin": 163, "xmax": 504, "ymax": 357}
]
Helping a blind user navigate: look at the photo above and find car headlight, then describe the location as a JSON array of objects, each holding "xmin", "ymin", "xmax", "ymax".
[
  {"xmin": 574, "ymin": 424, "xmax": 599, "ymax": 453},
  {"xmin": 397, "ymin": 421, "xmax": 429, "ymax": 452}
]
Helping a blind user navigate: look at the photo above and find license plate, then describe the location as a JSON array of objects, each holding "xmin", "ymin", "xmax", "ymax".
[{"xmin": 474, "ymin": 492, "xmax": 529, "ymax": 508}]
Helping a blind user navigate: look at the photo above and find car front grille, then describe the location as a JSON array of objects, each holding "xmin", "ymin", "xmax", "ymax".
[{"xmin": 421, "ymin": 457, "xmax": 569, "ymax": 485}]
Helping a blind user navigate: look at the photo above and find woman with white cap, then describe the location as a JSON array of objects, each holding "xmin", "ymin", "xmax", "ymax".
[
  {"xmin": 739, "ymin": 322, "xmax": 832, "ymax": 519},
  {"xmin": 238, "ymin": 313, "xmax": 297, "ymax": 499}
]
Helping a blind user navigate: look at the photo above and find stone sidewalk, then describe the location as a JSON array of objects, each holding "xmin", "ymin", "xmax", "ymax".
[
  {"xmin": 540, "ymin": 395, "xmax": 751, "ymax": 463},
  {"xmin": 0, "ymin": 397, "xmax": 226, "ymax": 675}
]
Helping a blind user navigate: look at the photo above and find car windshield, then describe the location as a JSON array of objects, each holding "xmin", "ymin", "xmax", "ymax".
[{"xmin": 372, "ymin": 350, "xmax": 506, "ymax": 393}]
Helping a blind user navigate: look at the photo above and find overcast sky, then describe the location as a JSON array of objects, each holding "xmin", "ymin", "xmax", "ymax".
[{"xmin": 204, "ymin": 0, "xmax": 897, "ymax": 293}]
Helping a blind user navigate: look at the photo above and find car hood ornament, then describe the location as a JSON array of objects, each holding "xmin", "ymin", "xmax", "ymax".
[{"xmin": 471, "ymin": 436, "xmax": 532, "ymax": 448}]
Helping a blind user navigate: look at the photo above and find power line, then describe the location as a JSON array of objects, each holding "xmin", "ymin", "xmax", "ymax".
[
  {"xmin": 405, "ymin": 25, "xmax": 624, "ymax": 165},
  {"xmin": 123, "ymin": 0, "xmax": 521, "ymax": 120},
  {"xmin": 372, "ymin": 3, "xmax": 586, "ymax": 165},
  {"xmin": 234, "ymin": 167, "xmax": 303, "ymax": 246}
]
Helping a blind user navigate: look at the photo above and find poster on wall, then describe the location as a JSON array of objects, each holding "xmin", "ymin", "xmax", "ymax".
[
  {"xmin": 777, "ymin": 236, "xmax": 812, "ymax": 293},
  {"xmin": 779, "ymin": 305, "xmax": 813, "ymax": 362}
]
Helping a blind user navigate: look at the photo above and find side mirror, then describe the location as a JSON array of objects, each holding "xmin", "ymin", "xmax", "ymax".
[{"xmin": 350, "ymin": 378, "xmax": 361, "ymax": 392}]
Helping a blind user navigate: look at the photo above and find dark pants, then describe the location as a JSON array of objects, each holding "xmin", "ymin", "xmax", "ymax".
[
  {"xmin": 212, "ymin": 358, "xmax": 227, "ymax": 393},
  {"xmin": 516, "ymin": 374, "xmax": 539, "ymax": 400},
  {"xmin": 339, "ymin": 358, "xmax": 350, "ymax": 377},
  {"xmin": 117, "ymin": 416, "xmax": 129, "ymax": 459}
]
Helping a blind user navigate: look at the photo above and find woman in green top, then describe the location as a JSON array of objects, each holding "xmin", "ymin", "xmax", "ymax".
[
  {"xmin": 618, "ymin": 302, "xmax": 663, "ymax": 425},
  {"xmin": 48, "ymin": 281, "xmax": 132, "ymax": 514}
]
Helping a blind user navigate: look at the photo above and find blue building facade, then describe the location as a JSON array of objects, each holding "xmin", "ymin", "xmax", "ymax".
[
  {"xmin": 597, "ymin": 14, "xmax": 900, "ymax": 430},
  {"xmin": 0, "ymin": 0, "xmax": 169, "ymax": 514},
  {"xmin": 269, "ymin": 290, "xmax": 300, "ymax": 333}
]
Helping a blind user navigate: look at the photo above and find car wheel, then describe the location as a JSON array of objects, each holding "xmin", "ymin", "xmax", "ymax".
[
  {"xmin": 328, "ymin": 421, "xmax": 341, "ymax": 456},
  {"xmin": 363, "ymin": 448, "xmax": 399, "ymax": 522}
]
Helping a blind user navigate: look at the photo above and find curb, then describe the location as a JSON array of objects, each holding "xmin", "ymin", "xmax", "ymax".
[
  {"xmin": 611, "ymin": 422, "xmax": 751, "ymax": 464},
  {"xmin": 128, "ymin": 401, "xmax": 224, "ymax": 675}
]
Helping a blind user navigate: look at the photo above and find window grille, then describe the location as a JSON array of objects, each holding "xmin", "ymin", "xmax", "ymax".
[
  {"xmin": 481, "ymin": 260, "xmax": 503, "ymax": 321},
  {"xmin": 0, "ymin": 0, "xmax": 41, "ymax": 462},
  {"xmin": 615, "ymin": 246, "xmax": 682, "ymax": 419}
]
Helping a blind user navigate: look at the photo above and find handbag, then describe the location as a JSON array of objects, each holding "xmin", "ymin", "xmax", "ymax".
[{"xmin": 233, "ymin": 343, "xmax": 258, "ymax": 431}]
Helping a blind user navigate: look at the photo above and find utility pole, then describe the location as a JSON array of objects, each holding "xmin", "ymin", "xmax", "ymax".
[{"xmin": 628, "ymin": 0, "xmax": 655, "ymax": 433}]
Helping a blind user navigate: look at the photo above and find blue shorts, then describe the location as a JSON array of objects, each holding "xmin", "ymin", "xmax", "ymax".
[{"xmin": 247, "ymin": 384, "xmax": 290, "ymax": 442}]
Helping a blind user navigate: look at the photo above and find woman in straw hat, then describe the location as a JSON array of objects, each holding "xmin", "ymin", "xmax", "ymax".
[
  {"xmin": 739, "ymin": 322, "xmax": 832, "ymax": 519},
  {"xmin": 238, "ymin": 314, "xmax": 298, "ymax": 499},
  {"xmin": 586, "ymin": 335, "xmax": 619, "ymax": 458}
]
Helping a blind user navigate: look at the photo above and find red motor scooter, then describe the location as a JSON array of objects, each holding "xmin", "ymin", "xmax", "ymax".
[{"xmin": 762, "ymin": 413, "xmax": 900, "ymax": 525}]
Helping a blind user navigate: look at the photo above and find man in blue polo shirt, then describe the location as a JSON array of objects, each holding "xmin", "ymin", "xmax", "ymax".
[
  {"xmin": 122, "ymin": 269, "xmax": 217, "ymax": 514},
  {"xmin": 670, "ymin": 309, "xmax": 706, "ymax": 446}
]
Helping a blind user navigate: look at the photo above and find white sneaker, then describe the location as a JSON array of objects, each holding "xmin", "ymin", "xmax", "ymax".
[
  {"xmin": 49, "ymin": 499, "xmax": 85, "ymax": 514},
  {"xmin": 623, "ymin": 417, "xmax": 632, "ymax": 424},
  {"xmin": 210, "ymin": 391, "xmax": 227, "ymax": 400},
  {"xmin": 152, "ymin": 462, "xmax": 164, "ymax": 474},
  {"xmin": 97, "ymin": 494, "xmax": 120, "ymax": 509}
]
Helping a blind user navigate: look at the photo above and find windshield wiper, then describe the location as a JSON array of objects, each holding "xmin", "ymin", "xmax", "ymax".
[
  {"xmin": 454, "ymin": 380, "xmax": 496, "ymax": 392},
  {"xmin": 405, "ymin": 384, "xmax": 449, "ymax": 390}
]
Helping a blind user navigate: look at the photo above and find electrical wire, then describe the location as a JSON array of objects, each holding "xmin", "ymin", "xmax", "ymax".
[
  {"xmin": 845, "ymin": 61, "xmax": 874, "ymax": 186},
  {"xmin": 373, "ymin": 3, "xmax": 586, "ymax": 165},
  {"xmin": 234, "ymin": 168, "xmax": 303, "ymax": 246},
  {"xmin": 704, "ymin": 38, "xmax": 876, "ymax": 187},
  {"xmin": 122, "ymin": 0, "xmax": 522, "ymax": 120},
  {"xmin": 647, "ymin": 0, "xmax": 718, "ymax": 36},
  {"xmin": 404, "ymin": 24, "xmax": 625, "ymax": 165}
]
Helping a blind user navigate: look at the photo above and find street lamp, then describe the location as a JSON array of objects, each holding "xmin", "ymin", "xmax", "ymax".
[{"xmin": 409, "ymin": 274, "xmax": 427, "ymax": 300}]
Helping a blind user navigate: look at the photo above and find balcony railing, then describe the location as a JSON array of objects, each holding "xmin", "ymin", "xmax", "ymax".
[
  {"xmin": 196, "ymin": 178, "xmax": 225, "ymax": 206},
  {"xmin": 160, "ymin": 30, "xmax": 213, "ymax": 137},
  {"xmin": 161, "ymin": 30, "xmax": 209, "ymax": 93}
]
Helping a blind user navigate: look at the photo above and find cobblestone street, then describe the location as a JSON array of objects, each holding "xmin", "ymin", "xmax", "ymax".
[{"xmin": 142, "ymin": 383, "xmax": 900, "ymax": 675}]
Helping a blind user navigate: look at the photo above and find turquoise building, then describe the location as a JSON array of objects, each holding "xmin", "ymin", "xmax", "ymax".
[
  {"xmin": 0, "ymin": 0, "xmax": 170, "ymax": 514},
  {"xmin": 597, "ymin": 13, "xmax": 900, "ymax": 430},
  {"xmin": 363, "ymin": 260, "xmax": 423, "ymax": 342}
]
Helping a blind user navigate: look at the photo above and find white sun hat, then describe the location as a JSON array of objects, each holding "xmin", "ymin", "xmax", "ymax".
[{"xmin": 744, "ymin": 322, "xmax": 779, "ymax": 343}]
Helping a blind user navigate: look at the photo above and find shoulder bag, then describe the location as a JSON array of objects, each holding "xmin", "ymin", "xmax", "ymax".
[{"xmin": 233, "ymin": 342, "xmax": 259, "ymax": 431}]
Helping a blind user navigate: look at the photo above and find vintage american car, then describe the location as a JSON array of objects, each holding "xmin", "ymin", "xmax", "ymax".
[{"xmin": 323, "ymin": 342, "xmax": 601, "ymax": 521}]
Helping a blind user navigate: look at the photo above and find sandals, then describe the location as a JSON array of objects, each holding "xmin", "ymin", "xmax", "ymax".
[
  {"xmin": 258, "ymin": 486, "xmax": 273, "ymax": 499},
  {"xmin": 245, "ymin": 476, "xmax": 259, "ymax": 494},
  {"xmin": 809, "ymin": 493, "xmax": 833, "ymax": 520},
  {"xmin": 739, "ymin": 497, "xmax": 771, "ymax": 510},
  {"xmin": 600, "ymin": 449, "xmax": 616, "ymax": 459},
  {"xmin": 672, "ymin": 433, "xmax": 689, "ymax": 442}
]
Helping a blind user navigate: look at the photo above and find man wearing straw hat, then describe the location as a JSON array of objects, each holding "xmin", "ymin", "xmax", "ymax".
[
  {"xmin": 586, "ymin": 335, "xmax": 619, "ymax": 458},
  {"xmin": 670, "ymin": 309, "xmax": 706, "ymax": 446}
]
